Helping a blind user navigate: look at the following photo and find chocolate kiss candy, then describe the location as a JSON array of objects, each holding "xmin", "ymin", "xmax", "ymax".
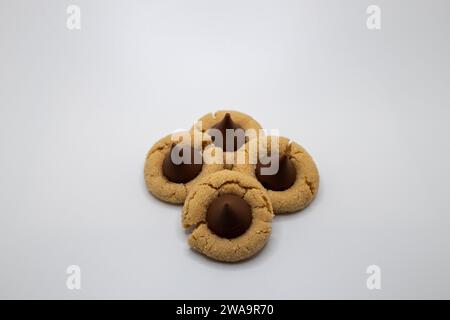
[
  {"xmin": 206, "ymin": 194, "xmax": 253, "ymax": 239},
  {"xmin": 162, "ymin": 144, "xmax": 203, "ymax": 183},
  {"xmin": 209, "ymin": 113, "xmax": 245, "ymax": 152},
  {"xmin": 255, "ymin": 154, "xmax": 297, "ymax": 191}
]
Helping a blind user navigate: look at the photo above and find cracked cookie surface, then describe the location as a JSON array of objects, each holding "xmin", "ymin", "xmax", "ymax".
[
  {"xmin": 191, "ymin": 110, "xmax": 263, "ymax": 136},
  {"xmin": 144, "ymin": 133, "xmax": 224, "ymax": 204},
  {"xmin": 182, "ymin": 170, "xmax": 274, "ymax": 262},
  {"xmin": 233, "ymin": 136, "xmax": 319, "ymax": 214},
  {"xmin": 190, "ymin": 110, "xmax": 264, "ymax": 167}
]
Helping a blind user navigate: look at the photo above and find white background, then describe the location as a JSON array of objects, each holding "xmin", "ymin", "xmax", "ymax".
[{"xmin": 1, "ymin": 0, "xmax": 449, "ymax": 299}]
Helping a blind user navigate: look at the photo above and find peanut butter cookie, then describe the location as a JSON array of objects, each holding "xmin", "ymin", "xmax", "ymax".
[
  {"xmin": 182, "ymin": 170, "xmax": 273, "ymax": 262},
  {"xmin": 144, "ymin": 132, "xmax": 224, "ymax": 204},
  {"xmin": 233, "ymin": 136, "xmax": 319, "ymax": 214},
  {"xmin": 191, "ymin": 110, "xmax": 264, "ymax": 168}
]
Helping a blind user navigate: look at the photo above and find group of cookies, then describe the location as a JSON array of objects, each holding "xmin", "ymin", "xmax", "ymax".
[{"xmin": 144, "ymin": 110, "xmax": 319, "ymax": 262}]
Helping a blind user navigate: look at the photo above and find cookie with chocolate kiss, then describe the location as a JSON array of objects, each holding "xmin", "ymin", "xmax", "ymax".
[
  {"xmin": 144, "ymin": 132, "xmax": 224, "ymax": 204},
  {"xmin": 232, "ymin": 136, "xmax": 319, "ymax": 214},
  {"xmin": 183, "ymin": 170, "xmax": 273, "ymax": 262},
  {"xmin": 190, "ymin": 111, "xmax": 264, "ymax": 165}
]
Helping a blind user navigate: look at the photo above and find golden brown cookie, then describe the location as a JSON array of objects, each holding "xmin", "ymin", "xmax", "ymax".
[
  {"xmin": 233, "ymin": 136, "xmax": 319, "ymax": 214},
  {"xmin": 144, "ymin": 132, "xmax": 224, "ymax": 204},
  {"xmin": 190, "ymin": 110, "xmax": 264, "ymax": 168},
  {"xmin": 182, "ymin": 170, "xmax": 274, "ymax": 262},
  {"xmin": 191, "ymin": 110, "xmax": 263, "ymax": 137}
]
